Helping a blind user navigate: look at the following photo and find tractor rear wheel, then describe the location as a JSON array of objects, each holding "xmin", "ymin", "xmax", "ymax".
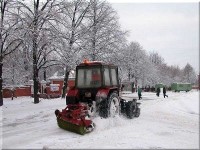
[
  {"xmin": 126, "ymin": 101, "xmax": 135, "ymax": 119},
  {"xmin": 99, "ymin": 92, "xmax": 120, "ymax": 118},
  {"xmin": 135, "ymin": 108, "xmax": 140, "ymax": 117}
]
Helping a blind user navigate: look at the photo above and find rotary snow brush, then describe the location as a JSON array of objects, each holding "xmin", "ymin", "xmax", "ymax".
[{"xmin": 55, "ymin": 103, "xmax": 95, "ymax": 135}]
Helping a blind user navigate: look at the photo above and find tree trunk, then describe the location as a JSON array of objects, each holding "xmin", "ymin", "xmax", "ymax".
[
  {"xmin": 62, "ymin": 67, "xmax": 70, "ymax": 98},
  {"xmin": 135, "ymin": 78, "xmax": 138, "ymax": 92},
  {"xmin": 142, "ymin": 74, "xmax": 145, "ymax": 88},
  {"xmin": 92, "ymin": 0, "xmax": 97, "ymax": 61},
  {"xmin": 0, "ymin": 60, "xmax": 3, "ymax": 106},
  {"xmin": 33, "ymin": 22, "xmax": 39, "ymax": 103},
  {"xmin": 32, "ymin": 0, "xmax": 39, "ymax": 104},
  {"xmin": 128, "ymin": 69, "xmax": 131, "ymax": 81},
  {"xmin": 43, "ymin": 69, "xmax": 46, "ymax": 81},
  {"xmin": 43, "ymin": 55, "xmax": 46, "ymax": 81},
  {"xmin": 61, "ymin": 9, "xmax": 75, "ymax": 98},
  {"xmin": 0, "ymin": 1, "xmax": 4, "ymax": 106},
  {"xmin": 33, "ymin": 64, "xmax": 39, "ymax": 103}
]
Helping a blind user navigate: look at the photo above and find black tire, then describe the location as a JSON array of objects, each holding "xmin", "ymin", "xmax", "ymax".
[
  {"xmin": 126, "ymin": 101, "xmax": 135, "ymax": 119},
  {"xmin": 55, "ymin": 109, "xmax": 60, "ymax": 117},
  {"xmin": 120, "ymin": 100, "xmax": 126, "ymax": 114},
  {"xmin": 99, "ymin": 92, "xmax": 120, "ymax": 118},
  {"xmin": 135, "ymin": 108, "xmax": 140, "ymax": 117}
]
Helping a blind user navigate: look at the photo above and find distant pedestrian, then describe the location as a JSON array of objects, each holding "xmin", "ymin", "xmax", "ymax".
[
  {"xmin": 156, "ymin": 87, "xmax": 160, "ymax": 97},
  {"xmin": 163, "ymin": 86, "xmax": 168, "ymax": 98},
  {"xmin": 138, "ymin": 86, "xmax": 142, "ymax": 100}
]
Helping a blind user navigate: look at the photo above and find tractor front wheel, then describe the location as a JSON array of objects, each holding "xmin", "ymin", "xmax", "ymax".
[{"xmin": 99, "ymin": 92, "xmax": 120, "ymax": 118}]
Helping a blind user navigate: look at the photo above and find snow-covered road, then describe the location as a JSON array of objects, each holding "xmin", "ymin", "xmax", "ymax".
[{"xmin": 1, "ymin": 90, "xmax": 199, "ymax": 149}]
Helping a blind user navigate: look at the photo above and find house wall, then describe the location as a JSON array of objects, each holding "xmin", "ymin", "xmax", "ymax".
[
  {"xmin": 3, "ymin": 89, "xmax": 12, "ymax": 98},
  {"xmin": 15, "ymin": 87, "xmax": 31, "ymax": 97},
  {"xmin": 3, "ymin": 78, "xmax": 75, "ymax": 98},
  {"xmin": 3, "ymin": 86, "xmax": 31, "ymax": 98}
]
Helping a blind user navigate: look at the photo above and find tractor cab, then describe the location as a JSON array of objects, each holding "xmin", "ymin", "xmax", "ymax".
[
  {"xmin": 66, "ymin": 60, "xmax": 120, "ymax": 109},
  {"xmin": 76, "ymin": 60, "xmax": 119, "ymax": 89}
]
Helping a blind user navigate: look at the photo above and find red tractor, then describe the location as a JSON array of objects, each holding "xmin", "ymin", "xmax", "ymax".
[{"xmin": 55, "ymin": 60, "xmax": 140, "ymax": 135}]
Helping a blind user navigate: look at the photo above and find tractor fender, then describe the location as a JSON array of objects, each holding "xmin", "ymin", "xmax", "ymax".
[
  {"xmin": 66, "ymin": 89, "xmax": 78, "ymax": 105},
  {"xmin": 96, "ymin": 88, "xmax": 118, "ymax": 104},
  {"xmin": 66, "ymin": 88, "xmax": 78, "ymax": 97},
  {"xmin": 96, "ymin": 88, "xmax": 110, "ymax": 104}
]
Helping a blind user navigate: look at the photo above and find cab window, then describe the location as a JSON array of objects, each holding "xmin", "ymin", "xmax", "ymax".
[
  {"xmin": 104, "ymin": 68, "xmax": 111, "ymax": 86},
  {"xmin": 111, "ymin": 68, "xmax": 118, "ymax": 86},
  {"xmin": 77, "ymin": 68, "xmax": 101, "ymax": 88}
]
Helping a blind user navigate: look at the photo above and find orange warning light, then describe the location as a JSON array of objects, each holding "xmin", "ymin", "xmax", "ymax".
[{"xmin": 83, "ymin": 59, "xmax": 89, "ymax": 64}]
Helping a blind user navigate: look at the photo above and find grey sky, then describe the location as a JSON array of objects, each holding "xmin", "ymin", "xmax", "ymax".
[{"xmin": 111, "ymin": 3, "xmax": 199, "ymax": 73}]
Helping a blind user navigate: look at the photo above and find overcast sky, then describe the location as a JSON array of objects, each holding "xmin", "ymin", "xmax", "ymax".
[{"xmin": 109, "ymin": 2, "xmax": 199, "ymax": 73}]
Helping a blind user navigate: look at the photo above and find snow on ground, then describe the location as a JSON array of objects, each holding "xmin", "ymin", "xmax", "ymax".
[{"xmin": 1, "ymin": 90, "xmax": 199, "ymax": 149}]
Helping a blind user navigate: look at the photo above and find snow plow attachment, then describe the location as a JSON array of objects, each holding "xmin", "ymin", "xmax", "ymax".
[{"xmin": 55, "ymin": 103, "xmax": 95, "ymax": 135}]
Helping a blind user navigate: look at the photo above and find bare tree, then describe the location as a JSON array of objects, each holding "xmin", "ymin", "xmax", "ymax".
[{"xmin": 0, "ymin": 0, "xmax": 23, "ymax": 106}]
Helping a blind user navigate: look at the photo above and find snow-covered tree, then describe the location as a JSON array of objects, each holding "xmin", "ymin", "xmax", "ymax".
[
  {"xmin": 121, "ymin": 42, "xmax": 144, "ymax": 83},
  {"xmin": 81, "ymin": 0, "xmax": 127, "ymax": 62},
  {"xmin": 52, "ymin": 0, "xmax": 90, "ymax": 98},
  {"xmin": 3, "ymin": 49, "xmax": 31, "ymax": 86},
  {"xmin": 17, "ymin": 0, "xmax": 61, "ymax": 104},
  {"xmin": 149, "ymin": 51, "xmax": 165, "ymax": 65},
  {"xmin": 182, "ymin": 63, "xmax": 197, "ymax": 84},
  {"xmin": 0, "ymin": 0, "xmax": 23, "ymax": 106},
  {"xmin": 140, "ymin": 52, "xmax": 160, "ymax": 87}
]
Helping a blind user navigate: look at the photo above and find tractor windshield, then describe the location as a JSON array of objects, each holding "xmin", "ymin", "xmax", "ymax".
[{"xmin": 76, "ymin": 67, "xmax": 101, "ymax": 88}]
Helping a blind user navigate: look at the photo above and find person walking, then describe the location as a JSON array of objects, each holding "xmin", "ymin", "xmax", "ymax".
[
  {"xmin": 138, "ymin": 86, "xmax": 142, "ymax": 100},
  {"xmin": 156, "ymin": 87, "xmax": 160, "ymax": 97},
  {"xmin": 163, "ymin": 86, "xmax": 168, "ymax": 98}
]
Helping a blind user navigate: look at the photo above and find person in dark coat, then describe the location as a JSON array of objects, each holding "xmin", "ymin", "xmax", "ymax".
[
  {"xmin": 156, "ymin": 87, "xmax": 160, "ymax": 97},
  {"xmin": 163, "ymin": 86, "xmax": 168, "ymax": 98},
  {"xmin": 138, "ymin": 86, "xmax": 142, "ymax": 100}
]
